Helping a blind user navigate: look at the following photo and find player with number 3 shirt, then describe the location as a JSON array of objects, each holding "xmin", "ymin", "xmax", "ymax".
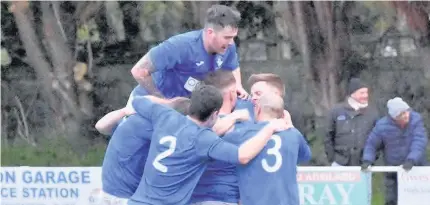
[{"xmin": 223, "ymin": 94, "xmax": 311, "ymax": 205}]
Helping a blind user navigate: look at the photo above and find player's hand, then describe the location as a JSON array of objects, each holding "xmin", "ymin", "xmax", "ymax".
[
  {"xmin": 282, "ymin": 110, "xmax": 294, "ymax": 129},
  {"xmin": 268, "ymin": 119, "xmax": 290, "ymax": 132},
  {"xmin": 131, "ymin": 65, "xmax": 149, "ymax": 80},
  {"xmin": 232, "ymin": 109, "xmax": 250, "ymax": 122},
  {"xmin": 236, "ymin": 86, "xmax": 249, "ymax": 99}
]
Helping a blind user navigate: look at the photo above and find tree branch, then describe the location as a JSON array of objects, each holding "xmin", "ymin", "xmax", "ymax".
[
  {"xmin": 52, "ymin": 2, "xmax": 67, "ymax": 41},
  {"xmin": 314, "ymin": 1, "xmax": 329, "ymax": 41},
  {"xmin": 274, "ymin": 1, "xmax": 299, "ymax": 48},
  {"xmin": 74, "ymin": 1, "xmax": 103, "ymax": 26}
]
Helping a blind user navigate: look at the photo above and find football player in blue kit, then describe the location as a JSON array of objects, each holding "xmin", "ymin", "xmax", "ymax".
[
  {"xmin": 192, "ymin": 72, "xmax": 296, "ymax": 205},
  {"xmin": 99, "ymin": 95, "xmax": 249, "ymax": 205},
  {"xmin": 97, "ymin": 71, "xmax": 250, "ymax": 205},
  {"xmin": 128, "ymin": 4, "xmax": 247, "ymax": 103},
  {"xmin": 127, "ymin": 85, "xmax": 289, "ymax": 205},
  {"xmin": 191, "ymin": 70, "xmax": 245, "ymax": 205},
  {"xmin": 100, "ymin": 97, "xmax": 190, "ymax": 204},
  {"xmin": 224, "ymin": 93, "xmax": 312, "ymax": 205},
  {"xmin": 97, "ymin": 5, "xmax": 248, "ymax": 139}
]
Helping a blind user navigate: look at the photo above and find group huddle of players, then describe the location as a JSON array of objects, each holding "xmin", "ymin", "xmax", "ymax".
[{"xmin": 95, "ymin": 4, "xmax": 311, "ymax": 205}]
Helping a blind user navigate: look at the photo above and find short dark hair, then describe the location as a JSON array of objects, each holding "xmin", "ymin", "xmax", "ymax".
[
  {"xmin": 202, "ymin": 70, "xmax": 236, "ymax": 91},
  {"xmin": 248, "ymin": 73, "xmax": 286, "ymax": 97},
  {"xmin": 168, "ymin": 97, "xmax": 191, "ymax": 116},
  {"xmin": 189, "ymin": 84, "xmax": 223, "ymax": 121},
  {"xmin": 205, "ymin": 4, "xmax": 241, "ymax": 30}
]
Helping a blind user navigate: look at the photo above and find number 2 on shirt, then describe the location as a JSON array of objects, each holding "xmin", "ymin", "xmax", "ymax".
[
  {"xmin": 153, "ymin": 136, "xmax": 177, "ymax": 173},
  {"xmin": 261, "ymin": 135, "xmax": 282, "ymax": 173}
]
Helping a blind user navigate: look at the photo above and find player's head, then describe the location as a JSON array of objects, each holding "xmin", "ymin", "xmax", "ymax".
[
  {"xmin": 167, "ymin": 97, "xmax": 191, "ymax": 115},
  {"xmin": 202, "ymin": 70, "xmax": 237, "ymax": 112},
  {"xmin": 189, "ymin": 84, "xmax": 223, "ymax": 127},
  {"xmin": 248, "ymin": 73, "xmax": 285, "ymax": 104},
  {"xmin": 204, "ymin": 4, "xmax": 241, "ymax": 54},
  {"xmin": 254, "ymin": 93, "xmax": 284, "ymax": 121}
]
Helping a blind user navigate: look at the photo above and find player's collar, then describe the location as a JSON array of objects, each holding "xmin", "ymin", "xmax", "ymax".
[{"xmin": 186, "ymin": 115, "xmax": 204, "ymax": 126}]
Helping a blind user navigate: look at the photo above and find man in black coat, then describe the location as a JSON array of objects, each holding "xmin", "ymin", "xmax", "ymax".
[{"xmin": 324, "ymin": 78, "xmax": 380, "ymax": 166}]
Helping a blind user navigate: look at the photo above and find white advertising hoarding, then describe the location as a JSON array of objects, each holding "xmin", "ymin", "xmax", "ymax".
[
  {"xmin": 397, "ymin": 167, "xmax": 430, "ymax": 205},
  {"xmin": 0, "ymin": 167, "xmax": 103, "ymax": 205},
  {"xmin": 2, "ymin": 166, "xmax": 430, "ymax": 205}
]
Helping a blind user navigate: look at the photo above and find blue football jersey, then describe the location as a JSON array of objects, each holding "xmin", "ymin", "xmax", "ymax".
[
  {"xmin": 131, "ymin": 29, "xmax": 239, "ymax": 99},
  {"xmin": 224, "ymin": 121, "xmax": 312, "ymax": 205},
  {"xmin": 128, "ymin": 97, "xmax": 241, "ymax": 205},
  {"xmin": 191, "ymin": 115, "xmax": 239, "ymax": 203},
  {"xmin": 102, "ymin": 114, "xmax": 153, "ymax": 198}
]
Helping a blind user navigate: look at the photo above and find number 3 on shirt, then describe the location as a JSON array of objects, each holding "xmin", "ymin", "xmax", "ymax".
[
  {"xmin": 153, "ymin": 136, "xmax": 177, "ymax": 173},
  {"xmin": 261, "ymin": 135, "xmax": 282, "ymax": 173}
]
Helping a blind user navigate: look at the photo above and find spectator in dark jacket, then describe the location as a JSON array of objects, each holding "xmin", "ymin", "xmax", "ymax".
[
  {"xmin": 361, "ymin": 97, "xmax": 429, "ymax": 205},
  {"xmin": 324, "ymin": 78, "xmax": 379, "ymax": 166}
]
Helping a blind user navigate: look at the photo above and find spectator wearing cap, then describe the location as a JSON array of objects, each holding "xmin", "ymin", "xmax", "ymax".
[
  {"xmin": 324, "ymin": 78, "xmax": 380, "ymax": 166},
  {"xmin": 361, "ymin": 97, "xmax": 428, "ymax": 205}
]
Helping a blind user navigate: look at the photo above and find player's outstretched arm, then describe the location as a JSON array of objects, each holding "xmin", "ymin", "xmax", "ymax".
[
  {"xmin": 95, "ymin": 95, "xmax": 170, "ymax": 135},
  {"xmin": 224, "ymin": 44, "xmax": 248, "ymax": 99},
  {"xmin": 212, "ymin": 109, "xmax": 250, "ymax": 135},
  {"xmin": 144, "ymin": 95, "xmax": 172, "ymax": 105},
  {"xmin": 237, "ymin": 119, "xmax": 287, "ymax": 164},
  {"xmin": 199, "ymin": 119, "xmax": 286, "ymax": 165},
  {"xmin": 132, "ymin": 96, "xmax": 174, "ymax": 125},
  {"xmin": 131, "ymin": 53, "xmax": 164, "ymax": 98},
  {"xmin": 95, "ymin": 107, "xmax": 135, "ymax": 135}
]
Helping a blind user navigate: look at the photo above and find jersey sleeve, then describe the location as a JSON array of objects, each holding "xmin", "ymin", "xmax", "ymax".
[
  {"xmin": 222, "ymin": 122, "xmax": 253, "ymax": 146},
  {"xmin": 132, "ymin": 97, "xmax": 172, "ymax": 124},
  {"xmin": 293, "ymin": 129, "xmax": 312, "ymax": 164},
  {"xmin": 149, "ymin": 36, "xmax": 185, "ymax": 72},
  {"xmin": 196, "ymin": 130, "xmax": 240, "ymax": 164},
  {"xmin": 221, "ymin": 44, "xmax": 239, "ymax": 70},
  {"xmin": 110, "ymin": 116, "xmax": 128, "ymax": 135}
]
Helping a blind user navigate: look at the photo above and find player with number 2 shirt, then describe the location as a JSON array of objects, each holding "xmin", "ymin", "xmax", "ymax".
[
  {"xmin": 224, "ymin": 94, "xmax": 312, "ymax": 205},
  {"xmin": 100, "ymin": 97, "xmax": 190, "ymax": 204},
  {"xmin": 127, "ymin": 85, "xmax": 289, "ymax": 205}
]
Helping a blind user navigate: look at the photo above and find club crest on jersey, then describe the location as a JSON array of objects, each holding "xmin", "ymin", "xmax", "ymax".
[{"xmin": 216, "ymin": 57, "xmax": 223, "ymax": 69}]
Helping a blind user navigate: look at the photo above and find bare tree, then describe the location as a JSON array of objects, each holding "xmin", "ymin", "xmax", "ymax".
[
  {"xmin": 274, "ymin": 1, "xmax": 351, "ymax": 119},
  {"xmin": 392, "ymin": 1, "xmax": 430, "ymax": 79},
  {"xmin": 10, "ymin": 1, "xmax": 98, "ymax": 146},
  {"xmin": 10, "ymin": 1, "xmax": 57, "ymax": 109}
]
